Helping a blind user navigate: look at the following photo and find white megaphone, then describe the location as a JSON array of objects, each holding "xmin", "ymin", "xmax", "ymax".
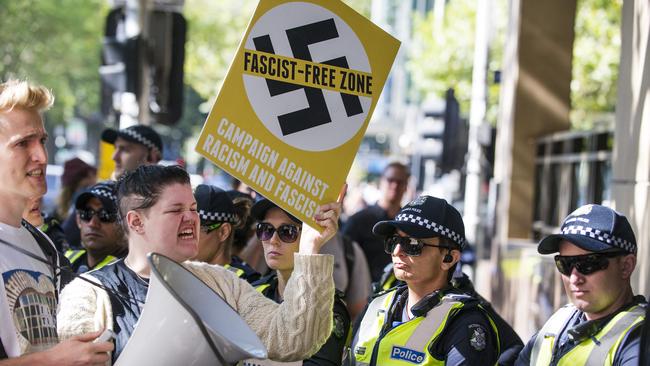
[{"xmin": 114, "ymin": 253, "xmax": 268, "ymax": 366}]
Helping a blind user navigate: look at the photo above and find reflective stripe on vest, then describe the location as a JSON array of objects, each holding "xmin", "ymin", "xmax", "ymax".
[
  {"xmin": 65, "ymin": 249, "xmax": 85, "ymax": 264},
  {"xmin": 382, "ymin": 273, "xmax": 397, "ymax": 291},
  {"xmin": 224, "ymin": 264, "xmax": 245, "ymax": 278},
  {"xmin": 95, "ymin": 255, "xmax": 117, "ymax": 269},
  {"xmin": 531, "ymin": 304, "xmax": 646, "ymax": 366},
  {"xmin": 353, "ymin": 290, "xmax": 469, "ymax": 366},
  {"xmin": 64, "ymin": 250, "xmax": 116, "ymax": 270},
  {"xmin": 255, "ymin": 283, "xmax": 271, "ymax": 294}
]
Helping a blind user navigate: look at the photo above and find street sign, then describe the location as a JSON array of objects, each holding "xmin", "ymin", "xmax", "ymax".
[{"xmin": 196, "ymin": 0, "xmax": 400, "ymax": 228}]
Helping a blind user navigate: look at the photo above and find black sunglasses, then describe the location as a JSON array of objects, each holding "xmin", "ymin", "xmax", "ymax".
[
  {"xmin": 384, "ymin": 236, "xmax": 448, "ymax": 257},
  {"xmin": 554, "ymin": 252, "xmax": 625, "ymax": 276},
  {"xmin": 256, "ymin": 222, "xmax": 301, "ymax": 243},
  {"xmin": 78, "ymin": 208, "xmax": 117, "ymax": 223}
]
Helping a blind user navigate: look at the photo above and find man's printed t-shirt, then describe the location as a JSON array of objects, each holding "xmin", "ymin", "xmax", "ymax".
[{"xmin": 0, "ymin": 222, "xmax": 57, "ymax": 357}]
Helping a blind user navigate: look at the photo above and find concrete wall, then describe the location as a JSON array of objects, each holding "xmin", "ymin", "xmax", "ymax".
[
  {"xmin": 494, "ymin": 0, "xmax": 577, "ymax": 245},
  {"xmin": 611, "ymin": 0, "xmax": 650, "ymax": 297}
]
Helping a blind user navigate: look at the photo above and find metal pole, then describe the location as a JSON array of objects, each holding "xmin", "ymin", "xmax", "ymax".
[{"xmin": 463, "ymin": 0, "xmax": 491, "ymax": 248}]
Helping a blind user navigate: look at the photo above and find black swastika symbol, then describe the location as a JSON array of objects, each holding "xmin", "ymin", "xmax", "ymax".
[{"xmin": 253, "ymin": 18, "xmax": 364, "ymax": 136}]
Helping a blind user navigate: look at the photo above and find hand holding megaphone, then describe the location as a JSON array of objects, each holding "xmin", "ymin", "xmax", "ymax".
[{"xmin": 299, "ymin": 184, "xmax": 347, "ymax": 255}]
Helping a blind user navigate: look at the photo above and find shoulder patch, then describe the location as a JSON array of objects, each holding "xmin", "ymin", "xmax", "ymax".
[{"xmin": 468, "ymin": 324, "xmax": 487, "ymax": 351}]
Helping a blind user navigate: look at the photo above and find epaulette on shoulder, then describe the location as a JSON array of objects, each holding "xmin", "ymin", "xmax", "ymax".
[{"xmin": 371, "ymin": 283, "xmax": 406, "ymax": 299}]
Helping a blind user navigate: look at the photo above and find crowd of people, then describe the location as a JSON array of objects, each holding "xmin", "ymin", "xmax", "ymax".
[{"xmin": 0, "ymin": 79, "xmax": 647, "ymax": 365}]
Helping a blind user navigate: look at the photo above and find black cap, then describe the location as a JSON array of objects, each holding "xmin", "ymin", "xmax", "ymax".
[
  {"xmin": 373, "ymin": 195, "xmax": 467, "ymax": 250},
  {"xmin": 101, "ymin": 125, "xmax": 163, "ymax": 154},
  {"xmin": 75, "ymin": 181, "xmax": 118, "ymax": 214},
  {"xmin": 194, "ymin": 184, "xmax": 237, "ymax": 224},
  {"xmin": 251, "ymin": 198, "xmax": 301, "ymax": 224},
  {"xmin": 538, "ymin": 204, "xmax": 637, "ymax": 255}
]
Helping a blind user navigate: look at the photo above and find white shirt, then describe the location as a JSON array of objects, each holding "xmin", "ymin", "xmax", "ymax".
[{"xmin": 0, "ymin": 222, "xmax": 57, "ymax": 357}]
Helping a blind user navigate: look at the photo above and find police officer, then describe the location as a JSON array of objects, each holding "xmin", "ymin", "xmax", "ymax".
[
  {"xmin": 193, "ymin": 184, "xmax": 260, "ymax": 283},
  {"xmin": 65, "ymin": 181, "xmax": 126, "ymax": 273},
  {"xmin": 515, "ymin": 204, "xmax": 647, "ymax": 365},
  {"xmin": 244, "ymin": 198, "xmax": 350, "ymax": 366},
  {"xmin": 350, "ymin": 196, "xmax": 522, "ymax": 365}
]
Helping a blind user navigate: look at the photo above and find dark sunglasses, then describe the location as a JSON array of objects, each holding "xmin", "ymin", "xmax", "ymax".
[
  {"xmin": 78, "ymin": 208, "xmax": 117, "ymax": 223},
  {"xmin": 384, "ymin": 236, "xmax": 448, "ymax": 257},
  {"xmin": 256, "ymin": 222, "xmax": 301, "ymax": 243},
  {"xmin": 200, "ymin": 222, "xmax": 223, "ymax": 234},
  {"xmin": 554, "ymin": 252, "xmax": 625, "ymax": 276}
]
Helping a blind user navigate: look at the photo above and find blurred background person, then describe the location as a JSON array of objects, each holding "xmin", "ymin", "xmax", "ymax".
[
  {"xmin": 101, "ymin": 125, "xmax": 163, "ymax": 179},
  {"xmin": 320, "ymin": 232, "xmax": 371, "ymax": 322},
  {"xmin": 343, "ymin": 161, "xmax": 410, "ymax": 282},
  {"xmin": 193, "ymin": 184, "xmax": 260, "ymax": 283},
  {"xmin": 54, "ymin": 157, "xmax": 97, "ymax": 221},
  {"xmin": 57, "ymin": 158, "xmax": 97, "ymax": 249},
  {"xmin": 22, "ymin": 196, "xmax": 70, "ymax": 253}
]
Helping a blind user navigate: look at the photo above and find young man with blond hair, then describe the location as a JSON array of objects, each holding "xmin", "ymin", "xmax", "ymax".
[{"xmin": 0, "ymin": 79, "xmax": 112, "ymax": 365}]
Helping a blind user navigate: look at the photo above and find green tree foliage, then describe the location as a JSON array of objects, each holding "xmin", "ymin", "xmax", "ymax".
[
  {"xmin": 408, "ymin": 0, "xmax": 507, "ymax": 122},
  {"xmin": 0, "ymin": 0, "xmax": 107, "ymax": 125},
  {"xmin": 184, "ymin": 0, "xmax": 371, "ymax": 103},
  {"xmin": 184, "ymin": 0, "xmax": 257, "ymax": 102},
  {"xmin": 344, "ymin": 0, "xmax": 371, "ymax": 17},
  {"xmin": 408, "ymin": 0, "xmax": 477, "ymax": 113},
  {"xmin": 408, "ymin": 0, "xmax": 621, "ymax": 129},
  {"xmin": 571, "ymin": 0, "xmax": 622, "ymax": 129}
]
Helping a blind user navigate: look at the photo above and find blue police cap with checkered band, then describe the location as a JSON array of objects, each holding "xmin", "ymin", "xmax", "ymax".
[
  {"xmin": 250, "ymin": 198, "xmax": 301, "ymax": 224},
  {"xmin": 101, "ymin": 125, "xmax": 163, "ymax": 154},
  {"xmin": 194, "ymin": 184, "xmax": 237, "ymax": 224},
  {"xmin": 75, "ymin": 181, "xmax": 118, "ymax": 213},
  {"xmin": 538, "ymin": 204, "xmax": 637, "ymax": 255},
  {"xmin": 373, "ymin": 195, "xmax": 467, "ymax": 250}
]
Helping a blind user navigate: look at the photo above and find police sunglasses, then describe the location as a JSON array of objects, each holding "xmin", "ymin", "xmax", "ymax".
[
  {"xmin": 256, "ymin": 222, "xmax": 301, "ymax": 243},
  {"xmin": 384, "ymin": 236, "xmax": 448, "ymax": 257},
  {"xmin": 554, "ymin": 251, "xmax": 625, "ymax": 276},
  {"xmin": 78, "ymin": 208, "xmax": 117, "ymax": 223}
]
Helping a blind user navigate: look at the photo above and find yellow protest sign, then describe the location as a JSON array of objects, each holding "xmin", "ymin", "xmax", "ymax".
[{"xmin": 196, "ymin": 0, "xmax": 400, "ymax": 228}]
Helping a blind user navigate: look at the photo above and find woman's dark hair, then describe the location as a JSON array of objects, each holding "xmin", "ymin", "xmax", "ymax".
[
  {"xmin": 116, "ymin": 165, "xmax": 190, "ymax": 230},
  {"xmin": 231, "ymin": 196, "xmax": 255, "ymax": 251},
  {"xmin": 231, "ymin": 196, "xmax": 252, "ymax": 231}
]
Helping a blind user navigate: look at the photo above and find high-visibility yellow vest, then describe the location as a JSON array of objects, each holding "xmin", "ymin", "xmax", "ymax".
[
  {"xmin": 64, "ymin": 249, "xmax": 117, "ymax": 270},
  {"xmin": 530, "ymin": 304, "xmax": 646, "ymax": 366},
  {"xmin": 352, "ymin": 289, "xmax": 499, "ymax": 366},
  {"xmin": 224, "ymin": 263, "xmax": 246, "ymax": 278}
]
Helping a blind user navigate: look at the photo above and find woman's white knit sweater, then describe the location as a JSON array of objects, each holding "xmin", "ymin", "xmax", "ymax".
[{"xmin": 57, "ymin": 254, "xmax": 334, "ymax": 361}]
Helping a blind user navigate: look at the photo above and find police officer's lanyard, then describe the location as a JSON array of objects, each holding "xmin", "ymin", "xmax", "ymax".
[{"xmin": 392, "ymin": 294, "xmax": 414, "ymax": 328}]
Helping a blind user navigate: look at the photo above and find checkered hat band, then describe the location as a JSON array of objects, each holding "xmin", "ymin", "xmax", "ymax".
[
  {"xmin": 395, "ymin": 213, "xmax": 466, "ymax": 249},
  {"xmin": 198, "ymin": 210, "xmax": 237, "ymax": 223},
  {"xmin": 90, "ymin": 188, "xmax": 116, "ymax": 202},
  {"xmin": 561, "ymin": 225, "xmax": 636, "ymax": 254},
  {"xmin": 122, "ymin": 129, "xmax": 158, "ymax": 152}
]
